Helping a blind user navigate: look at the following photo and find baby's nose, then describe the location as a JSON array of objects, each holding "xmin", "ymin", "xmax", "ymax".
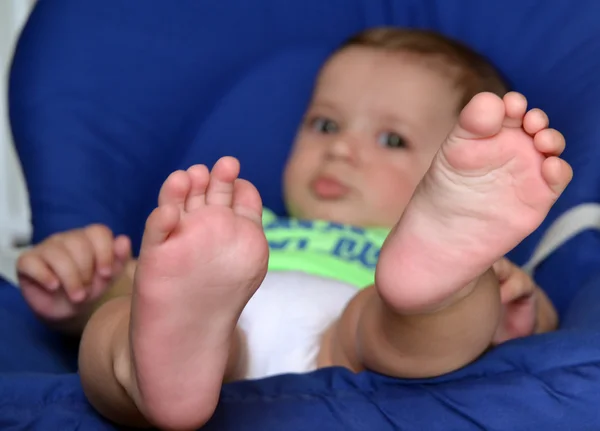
[
  {"xmin": 331, "ymin": 139, "xmax": 352, "ymax": 155},
  {"xmin": 327, "ymin": 135, "xmax": 360, "ymax": 163}
]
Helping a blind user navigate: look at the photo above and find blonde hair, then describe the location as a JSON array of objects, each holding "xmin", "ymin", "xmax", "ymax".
[{"xmin": 341, "ymin": 28, "xmax": 508, "ymax": 111}]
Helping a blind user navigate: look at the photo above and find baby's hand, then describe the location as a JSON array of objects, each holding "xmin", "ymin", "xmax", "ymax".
[
  {"xmin": 492, "ymin": 257, "xmax": 538, "ymax": 344},
  {"xmin": 17, "ymin": 225, "xmax": 132, "ymax": 327}
]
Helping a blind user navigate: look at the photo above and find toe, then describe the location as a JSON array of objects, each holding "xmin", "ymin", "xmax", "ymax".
[
  {"xmin": 454, "ymin": 92, "xmax": 505, "ymax": 140},
  {"xmin": 533, "ymin": 128, "xmax": 565, "ymax": 156},
  {"xmin": 541, "ymin": 157, "xmax": 573, "ymax": 196},
  {"xmin": 206, "ymin": 157, "xmax": 240, "ymax": 207},
  {"xmin": 158, "ymin": 170, "xmax": 191, "ymax": 209},
  {"xmin": 232, "ymin": 179, "xmax": 263, "ymax": 224},
  {"xmin": 523, "ymin": 108, "xmax": 549, "ymax": 135},
  {"xmin": 142, "ymin": 205, "xmax": 180, "ymax": 248},
  {"xmin": 502, "ymin": 92, "xmax": 528, "ymax": 128},
  {"xmin": 185, "ymin": 164, "xmax": 210, "ymax": 212}
]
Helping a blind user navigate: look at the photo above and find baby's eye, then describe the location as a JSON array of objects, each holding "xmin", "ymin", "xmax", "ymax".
[
  {"xmin": 378, "ymin": 132, "xmax": 408, "ymax": 149},
  {"xmin": 310, "ymin": 117, "xmax": 339, "ymax": 134}
]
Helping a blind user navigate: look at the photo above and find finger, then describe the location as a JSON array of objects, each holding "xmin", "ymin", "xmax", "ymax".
[
  {"xmin": 61, "ymin": 230, "xmax": 96, "ymax": 287},
  {"xmin": 499, "ymin": 274, "xmax": 536, "ymax": 304},
  {"xmin": 492, "ymin": 257, "xmax": 513, "ymax": 283},
  {"xmin": 16, "ymin": 252, "xmax": 60, "ymax": 292},
  {"xmin": 493, "ymin": 295, "xmax": 537, "ymax": 344},
  {"xmin": 113, "ymin": 235, "xmax": 132, "ymax": 262},
  {"xmin": 84, "ymin": 224, "xmax": 116, "ymax": 278},
  {"xmin": 39, "ymin": 244, "xmax": 86, "ymax": 302},
  {"xmin": 112, "ymin": 235, "xmax": 132, "ymax": 275}
]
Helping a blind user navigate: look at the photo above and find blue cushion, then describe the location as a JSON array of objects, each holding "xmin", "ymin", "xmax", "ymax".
[
  {"xmin": 5, "ymin": 0, "xmax": 600, "ymax": 429},
  {"xmin": 0, "ymin": 279, "xmax": 77, "ymax": 374}
]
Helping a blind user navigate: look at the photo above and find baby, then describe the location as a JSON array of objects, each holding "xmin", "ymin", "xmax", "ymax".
[{"xmin": 17, "ymin": 28, "xmax": 569, "ymax": 430}]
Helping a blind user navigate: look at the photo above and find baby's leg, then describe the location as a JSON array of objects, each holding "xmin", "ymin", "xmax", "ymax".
[
  {"xmin": 326, "ymin": 92, "xmax": 572, "ymax": 378},
  {"xmin": 79, "ymin": 157, "xmax": 268, "ymax": 430}
]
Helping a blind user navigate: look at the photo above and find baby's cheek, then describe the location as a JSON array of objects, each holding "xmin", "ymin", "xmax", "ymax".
[
  {"xmin": 368, "ymin": 190, "xmax": 407, "ymax": 226},
  {"xmin": 283, "ymin": 162, "xmax": 304, "ymax": 192},
  {"xmin": 378, "ymin": 179, "xmax": 415, "ymax": 221}
]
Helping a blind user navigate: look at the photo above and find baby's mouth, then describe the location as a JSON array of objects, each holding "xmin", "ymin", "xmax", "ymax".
[{"xmin": 310, "ymin": 175, "xmax": 350, "ymax": 200}]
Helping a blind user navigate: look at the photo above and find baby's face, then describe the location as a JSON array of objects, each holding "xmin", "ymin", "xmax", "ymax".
[{"xmin": 283, "ymin": 46, "xmax": 461, "ymax": 227}]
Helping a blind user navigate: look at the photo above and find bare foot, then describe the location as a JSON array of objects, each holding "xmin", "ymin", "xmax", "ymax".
[
  {"xmin": 129, "ymin": 157, "xmax": 268, "ymax": 429},
  {"xmin": 376, "ymin": 92, "xmax": 573, "ymax": 313}
]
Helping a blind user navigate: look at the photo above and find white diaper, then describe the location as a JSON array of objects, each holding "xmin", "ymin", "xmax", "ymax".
[{"xmin": 238, "ymin": 271, "xmax": 357, "ymax": 380}]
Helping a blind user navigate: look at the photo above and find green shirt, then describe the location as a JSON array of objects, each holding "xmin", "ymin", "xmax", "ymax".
[{"xmin": 263, "ymin": 208, "xmax": 389, "ymax": 289}]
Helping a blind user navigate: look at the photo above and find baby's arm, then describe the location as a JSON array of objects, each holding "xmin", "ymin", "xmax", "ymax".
[{"xmin": 17, "ymin": 225, "xmax": 136, "ymax": 334}]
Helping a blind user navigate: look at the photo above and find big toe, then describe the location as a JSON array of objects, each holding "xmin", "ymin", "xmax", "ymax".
[
  {"xmin": 233, "ymin": 179, "xmax": 264, "ymax": 224},
  {"xmin": 453, "ymin": 92, "xmax": 506, "ymax": 140},
  {"xmin": 142, "ymin": 205, "xmax": 181, "ymax": 248}
]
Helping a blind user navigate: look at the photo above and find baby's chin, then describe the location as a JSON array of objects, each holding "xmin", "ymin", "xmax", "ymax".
[{"xmin": 286, "ymin": 202, "xmax": 388, "ymax": 228}]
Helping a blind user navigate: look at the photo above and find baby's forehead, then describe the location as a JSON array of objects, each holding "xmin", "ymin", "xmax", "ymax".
[
  {"xmin": 317, "ymin": 50, "xmax": 457, "ymax": 94},
  {"xmin": 313, "ymin": 52, "xmax": 463, "ymax": 123},
  {"xmin": 323, "ymin": 46, "xmax": 452, "ymax": 73},
  {"xmin": 318, "ymin": 48, "xmax": 457, "ymax": 96}
]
